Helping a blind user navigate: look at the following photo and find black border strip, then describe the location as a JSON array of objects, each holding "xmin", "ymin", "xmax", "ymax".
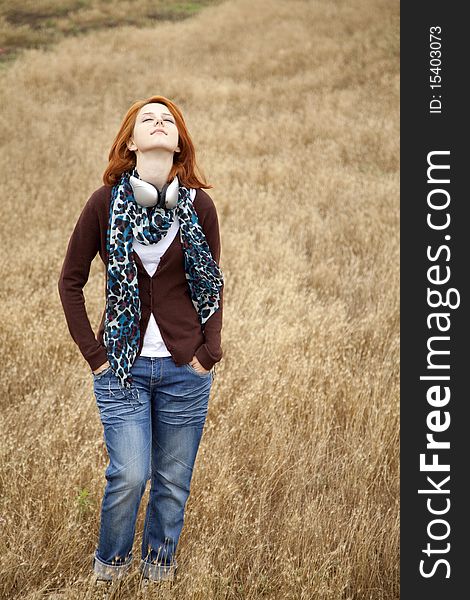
[{"xmin": 401, "ymin": 3, "xmax": 468, "ymax": 597}]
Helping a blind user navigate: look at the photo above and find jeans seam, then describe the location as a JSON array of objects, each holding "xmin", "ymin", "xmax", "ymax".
[
  {"xmin": 104, "ymin": 437, "xmax": 151, "ymax": 481},
  {"xmin": 155, "ymin": 439, "xmax": 193, "ymax": 471}
]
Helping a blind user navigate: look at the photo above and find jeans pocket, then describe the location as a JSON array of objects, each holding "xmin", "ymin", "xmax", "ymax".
[
  {"xmin": 92, "ymin": 365, "xmax": 113, "ymax": 381},
  {"xmin": 183, "ymin": 362, "xmax": 212, "ymax": 378}
]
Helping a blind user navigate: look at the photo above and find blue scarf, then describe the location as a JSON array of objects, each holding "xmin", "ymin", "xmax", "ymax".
[{"xmin": 103, "ymin": 168, "xmax": 224, "ymax": 398}]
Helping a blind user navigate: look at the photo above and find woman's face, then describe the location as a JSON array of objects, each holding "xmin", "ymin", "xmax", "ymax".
[{"xmin": 127, "ymin": 102, "xmax": 180, "ymax": 155}]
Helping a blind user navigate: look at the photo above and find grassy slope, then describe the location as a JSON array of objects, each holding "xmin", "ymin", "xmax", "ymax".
[{"xmin": 0, "ymin": 0, "xmax": 222, "ymax": 65}]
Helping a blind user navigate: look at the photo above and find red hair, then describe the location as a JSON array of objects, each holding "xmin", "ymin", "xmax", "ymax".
[{"xmin": 102, "ymin": 95, "xmax": 212, "ymax": 190}]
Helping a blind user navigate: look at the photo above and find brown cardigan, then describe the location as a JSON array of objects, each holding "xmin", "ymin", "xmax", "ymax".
[{"xmin": 58, "ymin": 184, "xmax": 223, "ymax": 372}]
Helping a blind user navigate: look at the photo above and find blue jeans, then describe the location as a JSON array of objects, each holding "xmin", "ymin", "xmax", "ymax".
[{"xmin": 91, "ymin": 355, "xmax": 213, "ymax": 581}]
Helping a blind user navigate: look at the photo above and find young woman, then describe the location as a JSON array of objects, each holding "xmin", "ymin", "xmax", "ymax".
[{"xmin": 58, "ymin": 95, "xmax": 224, "ymax": 586}]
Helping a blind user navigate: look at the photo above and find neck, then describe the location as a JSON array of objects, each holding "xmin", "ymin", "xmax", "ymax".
[{"xmin": 134, "ymin": 150, "xmax": 174, "ymax": 191}]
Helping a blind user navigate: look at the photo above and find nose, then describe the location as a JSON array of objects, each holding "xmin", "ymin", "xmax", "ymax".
[{"xmin": 155, "ymin": 117, "xmax": 164, "ymax": 126}]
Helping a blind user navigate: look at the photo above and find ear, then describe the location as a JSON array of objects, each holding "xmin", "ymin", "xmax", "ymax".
[{"xmin": 127, "ymin": 139, "xmax": 137, "ymax": 151}]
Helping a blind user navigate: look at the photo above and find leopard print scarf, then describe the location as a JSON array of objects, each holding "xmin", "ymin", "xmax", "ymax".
[{"xmin": 103, "ymin": 168, "xmax": 224, "ymax": 399}]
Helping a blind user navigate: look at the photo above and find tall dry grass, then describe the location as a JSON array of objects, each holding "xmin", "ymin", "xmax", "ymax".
[{"xmin": 0, "ymin": 0, "xmax": 399, "ymax": 598}]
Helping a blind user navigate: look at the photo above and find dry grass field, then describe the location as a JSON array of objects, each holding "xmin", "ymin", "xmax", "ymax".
[
  {"xmin": 0, "ymin": 0, "xmax": 400, "ymax": 598},
  {"xmin": 0, "ymin": 0, "xmax": 223, "ymax": 65}
]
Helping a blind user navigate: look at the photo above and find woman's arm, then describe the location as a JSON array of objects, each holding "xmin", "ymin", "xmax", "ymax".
[
  {"xmin": 58, "ymin": 191, "xmax": 108, "ymax": 372},
  {"xmin": 193, "ymin": 191, "xmax": 224, "ymax": 371}
]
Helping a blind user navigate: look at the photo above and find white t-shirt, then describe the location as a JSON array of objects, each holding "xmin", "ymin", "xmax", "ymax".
[{"xmin": 132, "ymin": 188, "xmax": 196, "ymax": 356}]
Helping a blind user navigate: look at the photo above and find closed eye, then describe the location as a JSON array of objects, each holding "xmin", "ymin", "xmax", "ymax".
[{"xmin": 143, "ymin": 118, "xmax": 174, "ymax": 123}]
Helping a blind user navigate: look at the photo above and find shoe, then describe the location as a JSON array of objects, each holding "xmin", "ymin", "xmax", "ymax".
[
  {"xmin": 141, "ymin": 577, "xmax": 175, "ymax": 592},
  {"xmin": 93, "ymin": 577, "xmax": 113, "ymax": 599}
]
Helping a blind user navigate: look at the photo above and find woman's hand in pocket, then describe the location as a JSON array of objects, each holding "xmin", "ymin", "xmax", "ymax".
[
  {"xmin": 93, "ymin": 361, "xmax": 110, "ymax": 375},
  {"xmin": 189, "ymin": 356, "xmax": 210, "ymax": 375}
]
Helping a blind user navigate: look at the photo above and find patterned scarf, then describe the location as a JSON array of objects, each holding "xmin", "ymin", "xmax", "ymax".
[{"xmin": 103, "ymin": 168, "xmax": 224, "ymax": 398}]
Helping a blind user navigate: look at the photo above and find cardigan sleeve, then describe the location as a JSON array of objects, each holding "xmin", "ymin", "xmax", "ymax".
[
  {"xmin": 58, "ymin": 191, "xmax": 109, "ymax": 372},
  {"xmin": 194, "ymin": 191, "xmax": 224, "ymax": 371}
]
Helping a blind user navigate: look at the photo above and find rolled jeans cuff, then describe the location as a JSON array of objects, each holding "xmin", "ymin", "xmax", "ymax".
[
  {"xmin": 140, "ymin": 558, "xmax": 178, "ymax": 581},
  {"xmin": 93, "ymin": 551, "xmax": 133, "ymax": 580}
]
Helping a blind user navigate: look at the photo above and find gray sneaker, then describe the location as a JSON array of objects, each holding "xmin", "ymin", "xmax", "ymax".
[
  {"xmin": 93, "ymin": 577, "xmax": 113, "ymax": 599},
  {"xmin": 141, "ymin": 577, "xmax": 175, "ymax": 592}
]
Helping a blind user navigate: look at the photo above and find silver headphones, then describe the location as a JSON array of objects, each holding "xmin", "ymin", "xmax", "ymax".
[{"xmin": 129, "ymin": 175, "xmax": 179, "ymax": 210}]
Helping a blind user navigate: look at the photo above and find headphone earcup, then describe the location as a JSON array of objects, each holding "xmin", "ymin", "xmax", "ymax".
[
  {"xmin": 163, "ymin": 176, "xmax": 179, "ymax": 209},
  {"xmin": 129, "ymin": 176, "xmax": 159, "ymax": 207},
  {"xmin": 129, "ymin": 174, "xmax": 179, "ymax": 209}
]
